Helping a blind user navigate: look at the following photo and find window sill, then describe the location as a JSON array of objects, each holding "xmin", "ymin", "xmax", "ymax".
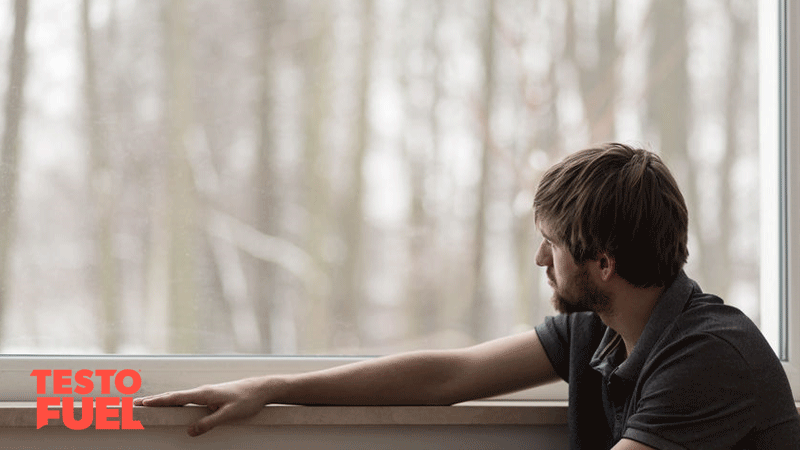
[
  {"xmin": 0, "ymin": 400, "xmax": 568, "ymax": 428},
  {"xmin": 3, "ymin": 402, "xmax": 796, "ymax": 450},
  {"xmin": 4, "ymin": 401, "xmax": 797, "ymax": 428}
]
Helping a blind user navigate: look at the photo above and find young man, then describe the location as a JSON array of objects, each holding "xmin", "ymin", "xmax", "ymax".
[{"xmin": 136, "ymin": 143, "xmax": 800, "ymax": 449}]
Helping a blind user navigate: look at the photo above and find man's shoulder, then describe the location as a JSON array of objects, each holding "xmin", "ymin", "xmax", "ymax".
[
  {"xmin": 670, "ymin": 292, "xmax": 763, "ymax": 347},
  {"xmin": 646, "ymin": 293, "xmax": 783, "ymax": 386},
  {"xmin": 632, "ymin": 292, "xmax": 799, "ymax": 447}
]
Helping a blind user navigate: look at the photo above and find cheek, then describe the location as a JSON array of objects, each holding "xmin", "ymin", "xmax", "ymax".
[{"xmin": 552, "ymin": 252, "xmax": 576, "ymax": 280}]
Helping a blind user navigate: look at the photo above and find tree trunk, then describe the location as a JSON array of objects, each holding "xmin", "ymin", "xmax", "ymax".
[
  {"xmin": 301, "ymin": 3, "xmax": 333, "ymax": 352},
  {"xmin": 405, "ymin": 0, "xmax": 443, "ymax": 341},
  {"xmin": 469, "ymin": 0, "xmax": 496, "ymax": 343},
  {"xmin": 647, "ymin": 0, "xmax": 697, "ymax": 284},
  {"xmin": 82, "ymin": 0, "xmax": 120, "ymax": 353},
  {"xmin": 251, "ymin": 0, "xmax": 282, "ymax": 353},
  {"xmin": 164, "ymin": 0, "xmax": 198, "ymax": 353},
  {"xmin": 0, "ymin": 0, "xmax": 29, "ymax": 347},
  {"xmin": 331, "ymin": 0, "xmax": 373, "ymax": 349},
  {"xmin": 714, "ymin": 8, "xmax": 748, "ymax": 309}
]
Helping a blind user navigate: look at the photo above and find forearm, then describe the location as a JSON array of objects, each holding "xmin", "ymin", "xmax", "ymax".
[
  {"xmin": 134, "ymin": 330, "xmax": 554, "ymax": 437},
  {"xmin": 264, "ymin": 331, "xmax": 556, "ymax": 407},
  {"xmin": 267, "ymin": 350, "xmax": 469, "ymax": 406}
]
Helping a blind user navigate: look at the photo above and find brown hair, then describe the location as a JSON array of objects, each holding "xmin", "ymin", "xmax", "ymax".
[{"xmin": 533, "ymin": 143, "xmax": 689, "ymax": 287}]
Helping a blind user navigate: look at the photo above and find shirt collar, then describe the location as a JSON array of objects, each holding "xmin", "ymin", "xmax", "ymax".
[{"xmin": 590, "ymin": 271, "xmax": 697, "ymax": 381}]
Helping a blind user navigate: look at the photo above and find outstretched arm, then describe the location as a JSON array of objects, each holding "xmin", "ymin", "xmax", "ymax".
[{"xmin": 134, "ymin": 329, "xmax": 558, "ymax": 436}]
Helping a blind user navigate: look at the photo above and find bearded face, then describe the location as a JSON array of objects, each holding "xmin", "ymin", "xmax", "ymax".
[
  {"xmin": 548, "ymin": 263, "xmax": 611, "ymax": 315},
  {"xmin": 536, "ymin": 223, "xmax": 611, "ymax": 315}
]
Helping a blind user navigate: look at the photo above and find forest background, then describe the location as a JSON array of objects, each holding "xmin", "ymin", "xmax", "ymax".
[{"xmin": 0, "ymin": 0, "xmax": 761, "ymax": 355}]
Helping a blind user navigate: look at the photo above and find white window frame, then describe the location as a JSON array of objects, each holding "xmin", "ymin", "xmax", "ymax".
[
  {"xmin": 0, "ymin": 0, "xmax": 797, "ymax": 403},
  {"xmin": 775, "ymin": 0, "xmax": 800, "ymax": 398}
]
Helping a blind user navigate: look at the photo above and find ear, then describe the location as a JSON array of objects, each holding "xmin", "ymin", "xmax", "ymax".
[{"xmin": 595, "ymin": 252, "xmax": 616, "ymax": 282}]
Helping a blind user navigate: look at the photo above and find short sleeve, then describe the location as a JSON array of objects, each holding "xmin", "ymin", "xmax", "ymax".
[
  {"xmin": 535, "ymin": 314, "xmax": 573, "ymax": 382},
  {"xmin": 535, "ymin": 312, "xmax": 605, "ymax": 383},
  {"xmin": 623, "ymin": 332, "xmax": 757, "ymax": 449}
]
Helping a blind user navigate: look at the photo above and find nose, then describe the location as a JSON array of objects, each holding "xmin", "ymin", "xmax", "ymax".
[{"xmin": 535, "ymin": 239, "xmax": 552, "ymax": 267}]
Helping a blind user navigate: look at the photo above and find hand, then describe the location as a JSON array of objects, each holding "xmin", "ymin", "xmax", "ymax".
[{"xmin": 134, "ymin": 377, "xmax": 271, "ymax": 436}]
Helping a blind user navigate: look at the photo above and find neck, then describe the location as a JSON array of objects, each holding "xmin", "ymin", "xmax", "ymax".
[{"xmin": 597, "ymin": 283, "xmax": 665, "ymax": 357}]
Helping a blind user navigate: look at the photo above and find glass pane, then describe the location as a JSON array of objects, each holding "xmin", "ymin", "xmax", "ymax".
[{"xmin": 0, "ymin": 0, "xmax": 763, "ymax": 354}]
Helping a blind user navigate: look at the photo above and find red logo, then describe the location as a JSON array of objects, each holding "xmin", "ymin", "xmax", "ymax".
[{"xmin": 30, "ymin": 369, "xmax": 144, "ymax": 430}]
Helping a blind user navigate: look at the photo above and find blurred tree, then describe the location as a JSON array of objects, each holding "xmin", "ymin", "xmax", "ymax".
[
  {"xmin": 712, "ymin": 4, "xmax": 749, "ymax": 310},
  {"xmin": 469, "ymin": 0, "xmax": 497, "ymax": 343},
  {"xmin": 253, "ymin": 0, "xmax": 282, "ymax": 352},
  {"xmin": 331, "ymin": 0, "xmax": 373, "ymax": 348},
  {"xmin": 404, "ymin": 0, "xmax": 443, "ymax": 341},
  {"xmin": 0, "ymin": 0, "xmax": 29, "ymax": 347},
  {"xmin": 515, "ymin": 2, "xmax": 566, "ymax": 329},
  {"xmin": 82, "ymin": 0, "xmax": 120, "ymax": 353},
  {"xmin": 647, "ymin": 0, "xmax": 698, "ymax": 281},
  {"xmin": 164, "ymin": 0, "xmax": 199, "ymax": 353},
  {"xmin": 301, "ymin": 3, "xmax": 334, "ymax": 352},
  {"xmin": 568, "ymin": 0, "xmax": 618, "ymax": 142}
]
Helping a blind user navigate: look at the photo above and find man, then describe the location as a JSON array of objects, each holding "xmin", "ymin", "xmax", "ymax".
[{"xmin": 135, "ymin": 143, "xmax": 800, "ymax": 449}]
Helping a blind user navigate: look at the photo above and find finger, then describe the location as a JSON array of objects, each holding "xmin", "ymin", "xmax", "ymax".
[
  {"xmin": 133, "ymin": 395, "xmax": 164, "ymax": 406},
  {"xmin": 187, "ymin": 405, "xmax": 234, "ymax": 437},
  {"xmin": 138, "ymin": 390, "xmax": 206, "ymax": 407}
]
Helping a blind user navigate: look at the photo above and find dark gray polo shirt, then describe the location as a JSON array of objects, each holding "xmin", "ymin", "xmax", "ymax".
[{"xmin": 535, "ymin": 271, "xmax": 800, "ymax": 449}]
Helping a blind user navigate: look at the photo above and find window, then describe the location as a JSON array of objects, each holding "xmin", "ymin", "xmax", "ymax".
[
  {"xmin": 772, "ymin": 0, "xmax": 800, "ymax": 396},
  {"xmin": 0, "ymin": 0, "xmax": 796, "ymax": 400}
]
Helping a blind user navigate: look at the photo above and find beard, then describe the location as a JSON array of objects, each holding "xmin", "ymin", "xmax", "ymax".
[{"xmin": 550, "ymin": 265, "xmax": 611, "ymax": 314}]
